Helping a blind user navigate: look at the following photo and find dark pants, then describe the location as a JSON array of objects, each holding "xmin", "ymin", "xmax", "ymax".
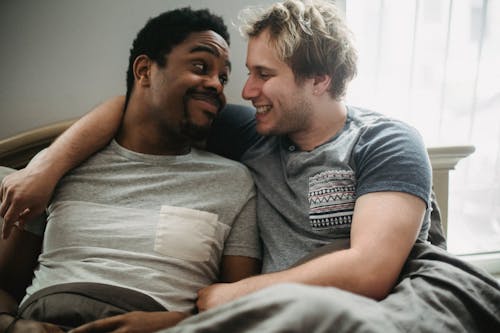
[{"xmin": 19, "ymin": 283, "xmax": 166, "ymax": 331}]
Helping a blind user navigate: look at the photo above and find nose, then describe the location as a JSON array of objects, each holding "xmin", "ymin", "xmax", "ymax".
[
  {"xmin": 204, "ymin": 74, "xmax": 224, "ymax": 95},
  {"xmin": 241, "ymin": 75, "xmax": 259, "ymax": 100}
]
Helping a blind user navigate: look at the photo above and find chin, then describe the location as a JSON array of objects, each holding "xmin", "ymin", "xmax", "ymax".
[
  {"xmin": 255, "ymin": 124, "xmax": 276, "ymax": 136},
  {"xmin": 184, "ymin": 127, "xmax": 211, "ymax": 142}
]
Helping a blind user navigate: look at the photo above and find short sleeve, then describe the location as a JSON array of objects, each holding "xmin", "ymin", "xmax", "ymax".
[
  {"xmin": 353, "ymin": 120, "xmax": 432, "ymax": 207},
  {"xmin": 222, "ymin": 193, "xmax": 261, "ymax": 260}
]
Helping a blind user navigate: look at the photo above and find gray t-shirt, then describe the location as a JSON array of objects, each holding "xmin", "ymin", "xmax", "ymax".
[
  {"xmin": 23, "ymin": 140, "xmax": 260, "ymax": 312},
  {"xmin": 238, "ymin": 106, "xmax": 432, "ymax": 273}
]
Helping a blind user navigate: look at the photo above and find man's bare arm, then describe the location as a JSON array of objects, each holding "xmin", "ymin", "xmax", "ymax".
[
  {"xmin": 0, "ymin": 224, "xmax": 43, "ymax": 330},
  {"xmin": 0, "ymin": 224, "xmax": 42, "ymax": 303},
  {"xmin": 68, "ymin": 311, "xmax": 189, "ymax": 333},
  {"xmin": 0, "ymin": 96, "xmax": 125, "ymax": 238},
  {"xmin": 197, "ymin": 191, "xmax": 426, "ymax": 310},
  {"xmin": 219, "ymin": 255, "xmax": 261, "ymax": 283}
]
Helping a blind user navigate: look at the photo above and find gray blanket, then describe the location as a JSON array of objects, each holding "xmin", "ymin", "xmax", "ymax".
[{"xmin": 165, "ymin": 243, "xmax": 500, "ymax": 333}]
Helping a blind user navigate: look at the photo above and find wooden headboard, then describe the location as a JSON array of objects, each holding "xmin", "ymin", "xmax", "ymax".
[
  {"xmin": 0, "ymin": 120, "xmax": 76, "ymax": 169},
  {"xmin": 0, "ymin": 119, "xmax": 475, "ymax": 234}
]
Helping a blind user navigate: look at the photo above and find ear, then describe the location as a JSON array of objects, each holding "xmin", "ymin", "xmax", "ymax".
[
  {"xmin": 133, "ymin": 55, "xmax": 152, "ymax": 87},
  {"xmin": 312, "ymin": 74, "xmax": 331, "ymax": 96}
]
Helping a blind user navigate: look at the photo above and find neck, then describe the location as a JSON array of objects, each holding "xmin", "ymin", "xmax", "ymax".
[
  {"xmin": 116, "ymin": 97, "xmax": 191, "ymax": 156},
  {"xmin": 289, "ymin": 100, "xmax": 347, "ymax": 152}
]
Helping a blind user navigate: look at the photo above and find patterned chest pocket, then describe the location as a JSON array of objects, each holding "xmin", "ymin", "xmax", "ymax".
[{"xmin": 308, "ymin": 170, "xmax": 356, "ymax": 237}]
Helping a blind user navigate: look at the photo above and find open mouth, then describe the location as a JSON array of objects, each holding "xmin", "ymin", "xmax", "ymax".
[{"xmin": 255, "ymin": 105, "xmax": 272, "ymax": 115}]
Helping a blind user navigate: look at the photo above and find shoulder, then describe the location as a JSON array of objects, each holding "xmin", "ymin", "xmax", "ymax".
[
  {"xmin": 346, "ymin": 105, "xmax": 427, "ymax": 158},
  {"xmin": 347, "ymin": 105, "xmax": 421, "ymax": 139},
  {"xmin": 192, "ymin": 149, "xmax": 254, "ymax": 180},
  {"xmin": 346, "ymin": 106, "xmax": 432, "ymax": 202}
]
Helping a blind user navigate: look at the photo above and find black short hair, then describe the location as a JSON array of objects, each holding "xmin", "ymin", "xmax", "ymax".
[{"xmin": 125, "ymin": 7, "xmax": 230, "ymax": 105}]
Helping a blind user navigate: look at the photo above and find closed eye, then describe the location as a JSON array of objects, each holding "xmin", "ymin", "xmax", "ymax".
[
  {"xmin": 259, "ymin": 72, "xmax": 271, "ymax": 80},
  {"xmin": 246, "ymin": 71, "xmax": 270, "ymax": 81},
  {"xmin": 246, "ymin": 66, "xmax": 274, "ymax": 81}
]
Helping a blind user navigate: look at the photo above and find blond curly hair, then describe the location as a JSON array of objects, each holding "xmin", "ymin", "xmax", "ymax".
[{"xmin": 239, "ymin": 0, "xmax": 357, "ymax": 100}]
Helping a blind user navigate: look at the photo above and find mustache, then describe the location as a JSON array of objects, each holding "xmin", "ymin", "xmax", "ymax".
[{"xmin": 184, "ymin": 88, "xmax": 224, "ymax": 111}]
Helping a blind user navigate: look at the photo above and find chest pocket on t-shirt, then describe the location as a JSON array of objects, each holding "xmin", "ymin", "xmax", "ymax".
[
  {"xmin": 154, "ymin": 205, "xmax": 229, "ymax": 262},
  {"xmin": 308, "ymin": 170, "xmax": 356, "ymax": 237}
]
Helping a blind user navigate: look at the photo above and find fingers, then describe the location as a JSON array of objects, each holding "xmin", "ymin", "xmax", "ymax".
[
  {"xmin": 0, "ymin": 169, "xmax": 52, "ymax": 239},
  {"xmin": 3, "ymin": 201, "xmax": 22, "ymax": 225},
  {"xmin": 196, "ymin": 290, "xmax": 207, "ymax": 312},
  {"xmin": 0, "ymin": 201, "xmax": 7, "ymax": 221},
  {"xmin": 17, "ymin": 208, "xmax": 31, "ymax": 228},
  {"xmin": 1, "ymin": 222, "xmax": 12, "ymax": 240},
  {"xmin": 0, "ymin": 171, "xmax": 33, "ymax": 223},
  {"xmin": 1, "ymin": 178, "xmax": 33, "ymax": 239},
  {"xmin": 1, "ymin": 209, "xmax": 32, "ymax": 240},
  {"xmin": 1, "ymin": 187, "xmax": 13, "ymax": 239},
  {"xmin": 69, "ymin": 317, "xmax": 120, "ymax": 333},
  {"xmin": 0, "ymin": 179, "xmax": 20, "ymax": 222},
  {"xmin": 0, "ymin": 184, "xmax": 9, "ymax": 217},
  {"xmin": 46, "ymin": 322, "xmax": 67, "ymax": 333},
  {"xmin": 0, "ymin": 175, "xmax": 14, "ymax": 217},
  {"xmin": 0, "ymin": 177, "xmax": 6, "ymax": 203},
  {"xmin": 1, "ymin": 201, "xmax": 26, "ymax": 240},
  {"xmin": 2, "ymin": 206, "xmax": 42, "ymax": 239}
]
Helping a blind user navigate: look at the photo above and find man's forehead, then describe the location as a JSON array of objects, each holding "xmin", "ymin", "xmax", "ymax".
[
  {"xmin": 246, "ymin": 31, "xmax": 284, "ymax": 70},
  {"xmin": 182, "ymin": 31, "xmax": 229, "ymax": 53},
  {"xmin": 181, "ymin": 30, "xmax": 231, "ymax": 68}
]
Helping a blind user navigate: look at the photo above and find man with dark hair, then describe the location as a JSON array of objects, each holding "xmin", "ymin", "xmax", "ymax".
[
  {"xmin": 0, "ymin": 7, "xmax": 260, "ymax": 333},
  {"xmin": 3, "ymin": 1, "xmax": 499, "ymax": 332},
  {"xmin": 123, "ymin": 7, "xmax": 230, "ymax": 107}
]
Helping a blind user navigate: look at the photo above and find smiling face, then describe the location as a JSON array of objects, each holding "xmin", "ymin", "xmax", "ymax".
[
  {"xmin": 147, "ymin": 30, "xmax": 230, "ymax": 141},
  {"xmin": 242, "ymin": 29, "xmax": 314, "ymax": 137}
]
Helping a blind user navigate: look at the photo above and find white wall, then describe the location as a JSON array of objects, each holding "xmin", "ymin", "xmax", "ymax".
[{"xmin": 0, "ymin": 0, "xmax": 277, "ymax": 139}]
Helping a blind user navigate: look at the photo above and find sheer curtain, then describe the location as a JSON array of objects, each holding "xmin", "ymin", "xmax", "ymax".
[{"xmin": 344, "ymin": 0, "xmax": 500, "ymax": 255}]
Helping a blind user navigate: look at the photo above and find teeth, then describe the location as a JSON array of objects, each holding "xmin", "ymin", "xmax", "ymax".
[{"xmin": 256, "ymin": 106, "xmax": 271, "ymax": 114}]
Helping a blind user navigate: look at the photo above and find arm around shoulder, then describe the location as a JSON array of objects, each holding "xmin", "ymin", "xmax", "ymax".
[
  {"xmin": 0, "ymin": 96, "xmax": 126, "ymax": 237},
  {"xmin": 32, "ymin": 95, "xmax": 126, "ymax": 181}
]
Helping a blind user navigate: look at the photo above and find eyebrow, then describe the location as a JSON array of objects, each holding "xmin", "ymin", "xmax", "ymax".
[
  {"xmin": 190, "ymin": 45, "xmax": 232, "ymax": 71},
  {"xmin": 247, "ymin": 65, "xmax": 274, "ymax": 73}
]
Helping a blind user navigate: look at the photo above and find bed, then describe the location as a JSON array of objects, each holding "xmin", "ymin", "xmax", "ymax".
[{"xmin": 1, "ymin": 109, "xmax": 499, "ymax": 333}]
